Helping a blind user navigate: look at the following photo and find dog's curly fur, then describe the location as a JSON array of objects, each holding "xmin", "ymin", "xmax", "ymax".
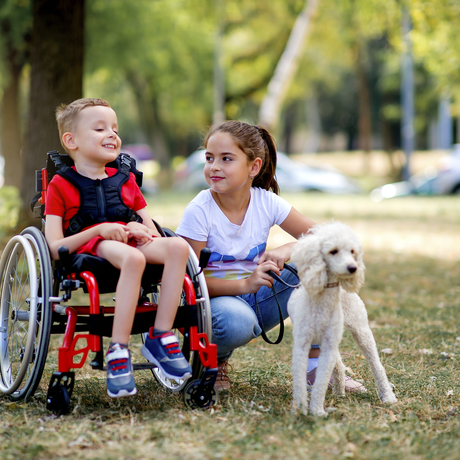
[{"xmin": 288, "ymin": 221, "xmax": 397, "ymax": 416}]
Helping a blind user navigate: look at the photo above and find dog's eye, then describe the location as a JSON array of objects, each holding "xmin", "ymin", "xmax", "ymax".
[
  {"xmin": 351, "ymin": 249, "xmax": 355, "ymax": 255},
  {"xmin": 329, "ymin": 249, "xmax": 338, "ymax": 255}
]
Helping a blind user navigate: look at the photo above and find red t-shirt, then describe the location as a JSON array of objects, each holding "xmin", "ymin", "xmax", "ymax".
[{"xmin": 45, "ymin": 166, "xmax": 147, "ymax": 255}]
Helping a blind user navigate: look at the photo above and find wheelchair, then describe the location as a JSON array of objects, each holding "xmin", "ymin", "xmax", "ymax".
[{"xmin": 0, "ymin": 151, "xmax": 218, "ymax": 414}]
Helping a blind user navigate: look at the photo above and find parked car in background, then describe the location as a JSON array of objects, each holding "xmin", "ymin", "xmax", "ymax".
[
  {"xmin": 370, "ymin": 144, "xmax": 460, "ymax": 201},
  {"xmin": 173, "ymin": 150, "xmax": 361, "ymax": 194}
]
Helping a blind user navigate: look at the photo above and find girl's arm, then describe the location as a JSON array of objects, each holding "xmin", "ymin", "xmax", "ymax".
[
  {"xmin": 257, "ymin": 207, "xmax": 316, "ymax": 268},
  {"xmin": 45, "ymin": 215, "xmax": 131, "ymax": 260},
  {"xmin": 182, "ymin": 237, "xmax": 280, "ymax": 297}
]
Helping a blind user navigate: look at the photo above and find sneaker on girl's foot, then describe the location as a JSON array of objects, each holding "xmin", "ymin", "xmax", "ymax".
[
  {"xmin": 141, "ymin": 329, "xmax": 192, "ymax": 380},
  {"xmin": 215, "ymin": 360, "xmax": 232, "ymax": 391},
  {"xmin": 106, "ymin": 344, "xmax": 137, "ymax": 398},
  {"xmin": 306, "ymin": 367, "xmax": 367, "ymax": 393}
]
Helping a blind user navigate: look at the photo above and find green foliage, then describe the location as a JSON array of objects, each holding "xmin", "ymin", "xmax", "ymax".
[
  {"xmin": 411, "ymin": 0, "xmax": 460, "ymax": 95},
  {"xmin": 0, "ymin": 185, "xmax": 20, "ymax": 237},
  {"xmin": 0, "ymin": 0, "xmax": 31, "ymax": 83},
  {"xmin": 85, "ymin": 0, "xmax": 215, "ymax": 149}
]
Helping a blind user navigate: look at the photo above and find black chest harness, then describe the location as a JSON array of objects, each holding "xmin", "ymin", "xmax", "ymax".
[{"xmin": 56, "ymin": 154, "xmax": 143, "ymax": 236}]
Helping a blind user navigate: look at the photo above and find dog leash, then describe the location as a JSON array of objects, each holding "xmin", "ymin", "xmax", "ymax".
[
  {"xmin": 269, "ymin": 265, "xmax": 339, "ymax": 289},
  {"xmin": 254, "ymin": 264, "xmax": 300, "ymax": 345},
  {"xmin": 266, "ymin": 264, "xmax": 300, "ymax": 288}
]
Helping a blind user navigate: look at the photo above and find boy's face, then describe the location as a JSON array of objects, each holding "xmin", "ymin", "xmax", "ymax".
[{"xmin": 64, "ymin": 105, "xmax": 121, "ymax": 164}]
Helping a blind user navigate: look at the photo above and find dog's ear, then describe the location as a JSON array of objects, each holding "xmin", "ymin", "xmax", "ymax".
[
  {"xmin": 341, "ymin": 243, "xmax": 365, "ymax": 293},
  {"xmin": 291, "ymin": 235, "xmax": 328, "ymax": 296}
]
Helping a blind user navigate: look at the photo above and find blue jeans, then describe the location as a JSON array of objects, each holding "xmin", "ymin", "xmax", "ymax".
[{"xmin": 210, "ymin": 264, "xmax": 319, "ymax": 360}]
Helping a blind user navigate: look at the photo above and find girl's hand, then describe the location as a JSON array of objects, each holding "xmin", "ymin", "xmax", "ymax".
[
  {"xmin": 244, "ymin": 261, "xmax": 280, "ymax": 294},
  {"xmin": 257, "ymin": 243, "xmax": 294, "ymax": 270},
  {"xmin": 99, "ymin": 223, "xmax": 130, "ymax": 243}
]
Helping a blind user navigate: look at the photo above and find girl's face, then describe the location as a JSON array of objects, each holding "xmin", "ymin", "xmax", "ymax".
[{"xmin": 204, "ymin": 132, "xmax": 261, "ymax": 195}]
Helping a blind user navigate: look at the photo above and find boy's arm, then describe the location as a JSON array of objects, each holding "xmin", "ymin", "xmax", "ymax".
[
  {"xmin": 45, "ymin": 215, "xmax": 130, "ymax": 260},
  {"xmin": 135, "ymin": 208, "xmax": 162, "ymax": 237}
]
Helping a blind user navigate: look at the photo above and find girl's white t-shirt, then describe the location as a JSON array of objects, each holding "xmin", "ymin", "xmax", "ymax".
[{"xmin": 176, "ymin": 187, "xmax": 292, "ymax": 280}]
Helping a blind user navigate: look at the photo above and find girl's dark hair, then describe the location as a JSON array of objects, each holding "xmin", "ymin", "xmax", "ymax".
[{"xmin": 203, "ymin": 120, "xmax": 280, "ymax": 194}]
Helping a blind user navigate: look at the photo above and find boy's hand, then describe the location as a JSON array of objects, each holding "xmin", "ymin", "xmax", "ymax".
[
  {"xmin": 244, "ymin": 261, "xmax": 280, "ymax": 294},
  {"xmin": 127, "ymin": 221, "xmax": 156, "ymax": 245},
  {"xmin": 99, "ymin": 223, "xmax": 130, "ymax": 243}
]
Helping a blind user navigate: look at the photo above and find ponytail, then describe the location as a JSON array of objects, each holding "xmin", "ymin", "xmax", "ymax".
[{"xmin": 252, "ymin": 126, "xmax": 279, "ymax": 195}]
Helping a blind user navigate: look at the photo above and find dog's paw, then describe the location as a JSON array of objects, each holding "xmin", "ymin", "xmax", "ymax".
[
  {"xmin": 310, "ymin": 407, "xmax": 328, "ymax": 417},
  {"xmin": 291, "ymin": 401, "xmax": 309, "ymax": 416},
  {"xmin": 380, "ymin": 392, "xmax": 397, "ymax": 404}
]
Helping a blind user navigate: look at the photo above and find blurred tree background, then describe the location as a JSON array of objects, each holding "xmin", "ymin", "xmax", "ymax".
[{"xmin": 0, "ymin": 0, "xmax": 459, "ymax": 225}]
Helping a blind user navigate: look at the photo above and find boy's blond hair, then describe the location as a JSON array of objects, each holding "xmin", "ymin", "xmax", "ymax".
[{"xmin": 56, "ymin": 98, "xmax": 111, "ymax": 153}]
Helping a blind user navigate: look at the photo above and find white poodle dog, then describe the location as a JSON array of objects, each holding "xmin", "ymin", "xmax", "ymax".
[{"xmin": 288, "ymin": 221, "xmax": 397, "ymax": 417}]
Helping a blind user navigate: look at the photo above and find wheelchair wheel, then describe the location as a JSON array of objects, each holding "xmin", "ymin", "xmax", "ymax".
[
  {"xmin": 147, "ymin": 236, "xmax": 212, "ymax": 393},
  {"xmin": 0, "ymin": 227, "xmax": 52, "ymax": 399}
]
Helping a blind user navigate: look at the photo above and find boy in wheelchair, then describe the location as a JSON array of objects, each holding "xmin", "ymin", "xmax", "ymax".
[{"xmin": 44, "ymin": 97, "xmax": 192, "ymax": 398}]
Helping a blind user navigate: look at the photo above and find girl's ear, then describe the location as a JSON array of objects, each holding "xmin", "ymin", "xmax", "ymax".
[
  {"xmin": 62, "ymin": 132, "xmax": 77, "ymax": 151},
  {"xmin": 250, "ymin": 157, "xmax": 262, "ymax": 178}
]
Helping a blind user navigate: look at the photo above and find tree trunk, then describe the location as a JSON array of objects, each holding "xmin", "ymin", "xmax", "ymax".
[
  {"xmin": 355, "ymin": 42, "xmax": 371, "ymax": 173},
  {"xmin": 1, "ymin": 59, "xmax": 23, "ymax": 188},
  {"xmin": 258, "ymin": 0, "xmax": 319, "ymax": 131},
  {"xmin": 19, "ymin": 0, "xmax": 84, "ymax": 228}
]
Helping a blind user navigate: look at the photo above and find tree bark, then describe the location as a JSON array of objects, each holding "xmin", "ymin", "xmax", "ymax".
[
  {"xmin": 19, "ymin": 0, "xmax": 84, "ymax": 227},
  {"xmin": 1, "ymin": 56, "xmax": 24, "ymax": 188},
  {"xmin": 258, "ymin": 0, "xmax": 319, "ymax": 131}
]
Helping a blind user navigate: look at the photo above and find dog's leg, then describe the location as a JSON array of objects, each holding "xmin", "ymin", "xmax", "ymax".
[
  {"xmin": 342, "ymin": 293, "xmax": 397, "ymax": 404},
  {"xmin": 332, "ymin": 352, "xmax": 345, "ymax": 396},
  {"xmin": 291, "ymin": 333, "xmax": 311, "ymax": 416},
  {"xmin": 310, "ymin": 343, "xmax": 337, "ymax": 417}
]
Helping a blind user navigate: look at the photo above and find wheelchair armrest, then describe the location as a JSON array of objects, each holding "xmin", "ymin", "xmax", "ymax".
[{"xmin": 58, "ymin": 246, "xmax": 71, "ymax": 278}]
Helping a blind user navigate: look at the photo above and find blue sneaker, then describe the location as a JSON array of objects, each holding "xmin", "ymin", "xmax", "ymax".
[
  {"xmin": 141, "ymin": 329, "xmax": 192, "ymax": 380},
  {"xmin": 106, "ymin": 344, "xmax": 137, "ymax": 398}
]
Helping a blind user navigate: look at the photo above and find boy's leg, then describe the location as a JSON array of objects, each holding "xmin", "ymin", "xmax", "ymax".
[
  {"xmin": 137, "ymin": 237, "xmax": 189, "ymax": 330},
  {"xmin": 96, "ymin": 241, "xmax": 146, "ymax": 344},
  {"xmin": 96, "ymin": 241, "xmax": 146, "ymax": 398},
  {"xmin": 137, "ymin": 237, "xmax": 192, "ymax": 380}
]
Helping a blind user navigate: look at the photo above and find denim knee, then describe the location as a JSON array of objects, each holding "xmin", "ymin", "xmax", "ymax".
[{"xmin": 210, "ymin": 296, "xmax": 262, "ymax": 360}]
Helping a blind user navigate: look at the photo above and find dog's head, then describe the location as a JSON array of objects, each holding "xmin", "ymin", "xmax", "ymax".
[{"xmin": 291, "ymin": 221, "xmax": 365, "ymax": 295}]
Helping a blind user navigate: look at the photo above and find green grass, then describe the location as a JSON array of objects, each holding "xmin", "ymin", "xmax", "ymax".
[{"xmin": 1, "ymin": 191, "xmax": 460, "ymax": 459}]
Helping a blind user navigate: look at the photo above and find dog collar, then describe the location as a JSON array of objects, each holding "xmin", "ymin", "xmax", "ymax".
[{"xmin": 325, "ymin": 282, "xmax": 339, "ymax": 288}]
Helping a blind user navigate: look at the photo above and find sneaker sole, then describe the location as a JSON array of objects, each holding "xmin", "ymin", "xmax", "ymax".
[
  {"xmin": 107, "ymin": 387, "xmax": 138, "ymax": 398},
  {"xmin": 141, "ymin": 345, "xmax": 192, "ymax": 381}
]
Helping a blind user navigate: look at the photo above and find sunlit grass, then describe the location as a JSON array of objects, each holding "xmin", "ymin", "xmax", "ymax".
[{"xmin": 0, "ymin": 191, "xmax": 459, "ymax": 459}]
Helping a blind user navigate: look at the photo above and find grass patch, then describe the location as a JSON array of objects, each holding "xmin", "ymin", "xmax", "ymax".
[{"xmin": 0, "ymin": 192, "xmax": 460, "ymax": 459}]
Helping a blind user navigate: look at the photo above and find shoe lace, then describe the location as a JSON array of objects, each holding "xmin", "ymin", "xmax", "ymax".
[
  {"xmin": 108, "ymin": 358, "xmax": 127, "ymax": 372},
  {"xmin": 107, "ymin": 345, "xmax": 129, "ymax": 372},
  {"xmin": 217, "ymin": 360, "xmax": 232, "ymax": 381},
  {"xmin": 157, "ymin": 332, "xmax": 181, "ymax": 355}
]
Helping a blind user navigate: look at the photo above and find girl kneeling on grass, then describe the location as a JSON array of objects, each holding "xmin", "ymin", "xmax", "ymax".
[{"xmin": 176, "ymin": 120, "xmax": 366, "ymax": 392}]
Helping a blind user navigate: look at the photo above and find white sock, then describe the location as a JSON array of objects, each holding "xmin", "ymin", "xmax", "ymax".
[{"xmin": 307, "ymin": 357, "xmax": 318, "ymax": 372}]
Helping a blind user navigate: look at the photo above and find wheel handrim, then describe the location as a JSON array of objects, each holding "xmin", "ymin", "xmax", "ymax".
[{"xmin": 0, "ymin": 236, "xmax": 38, "ymax": 394}]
